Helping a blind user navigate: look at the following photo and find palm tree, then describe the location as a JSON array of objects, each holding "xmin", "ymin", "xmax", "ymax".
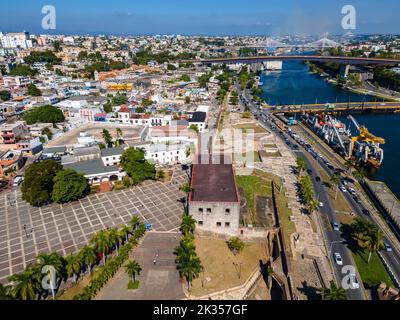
[
  {"xmin": 360, "ymin": 229, "xmax": 385, "ymax": 264},
  {"xmin": 120, "ymin": 225, "xmax": 131, "ymax": 243},
  {"xmin": 109, "ymin": 228, "xmax": 124, "ymax": 256},
  {"xmin": 79, "ymin": 246, "xmax": 97, "ymax": 276},
  {"xmin": 177, "ymin": 254, "xmax": 203, "ymax": 291},
  {"xmin": 180, "ymin": 183, "xmax": 192, "ymax": 213},
  {"xmin": 35, "ymin": 252, "xmax": 64, "ymax": 299},
  {"xmin": 125, "ymin": 260, "xmax": 142, "ymax": 283},
  {"xmin": 102, "ymin": 129, "xmax": 113, "ymax": 148},
  {"xmin": 296, "ymin": 157, "xmax": 307, "ymax": 175},
  {"xmin": 130, "ymin": 216, "xmax": 140, "ymax": 231},
  {"xmin": 0, "ymin": 284, "xmax": 12, "ymax": 300},
  {"xmin": 90, "ymin": 230, "xmax": 111, "ymax": 266},
  {"xmin": 175, "ymin": 239, "xmax": 196, "ymax": 265},
  {"xmin": 321, "ymin": 281, "xmax": 347, "ymax": 300},
  {"xmin": 180, "ymin": 213, "xmax": 197, "ymax": 235},
  {"xmin": 307, "ymin": 199, "xmax": 319, "ymax": 214},
  {"xmin": 330, "ymin": 173, "xmax": 341, "ymax": 200},
  {"xmin": 352, "ymin": 167, "xmax": 367, "ymax": 181},
  {"xmin": 8, "ymin": 267, "xmax": 41, "ymax": 300},
  {"xmin": 65, "ymin": 254, "xmax": 82, "ymax": 283}
]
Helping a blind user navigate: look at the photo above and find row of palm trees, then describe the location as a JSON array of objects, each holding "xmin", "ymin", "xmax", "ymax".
[
  {"xmin": 174, "ymin": 213, "xmax": 203, "ymax": 292},
  {"xmin": 299, "ymin": 174, "xmax": 319, "ymax": 214},
  {"xmin": 0, "ymin": 216, "xmax": 142, "ymax": 300}
]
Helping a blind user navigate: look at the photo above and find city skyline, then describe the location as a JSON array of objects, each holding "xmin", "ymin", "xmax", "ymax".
[{"xmin": 1, "ymin": 0, "xmax": 399, "ymax": 36}]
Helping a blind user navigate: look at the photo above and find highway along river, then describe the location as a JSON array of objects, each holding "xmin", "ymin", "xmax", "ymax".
[{"xmin": 260, "ymin": 59, "xmax": 400, "ymax": 198}]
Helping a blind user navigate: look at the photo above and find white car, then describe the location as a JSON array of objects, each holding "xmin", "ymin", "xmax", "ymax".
[
  {"xmin": 340, "ymin": 186, "xmax": 347, "ymax": 193},
  {"xmin": 319, "ymin": 202, "xmax": 324, "ymax": 207},
  {"xmin": 334, "ymin": 252, "xmax": 343, "ymax": 265}
]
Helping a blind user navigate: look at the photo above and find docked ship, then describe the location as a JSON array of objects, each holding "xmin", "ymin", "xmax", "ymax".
[{"xmin": 303, "ymin": 112, "xmax": 385, "ymax": 168}]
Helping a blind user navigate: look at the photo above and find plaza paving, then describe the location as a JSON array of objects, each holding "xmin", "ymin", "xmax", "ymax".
[
  {"xmin": 96, "ymin": 232, "xmax": 185, "ymax": 300},
  {"xmin": 0, "ymin": 167, "xmax": 188, "ymax": 284}
]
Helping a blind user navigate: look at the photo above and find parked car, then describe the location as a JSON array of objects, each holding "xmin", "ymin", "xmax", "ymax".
[
  {"xmin": 319, "ymin": 202, "xmax": 324, "ymax": 208},
  {"xmin": 362, "ymin": 209, "xmax": 370, "ymax": 216},
  {"xmin": 315, "ymin": 176, "xmax": 321, "ymax": 182},
  {"xmin": 334, "ymin": 252, "xmax": 343, "ymax": 266}
]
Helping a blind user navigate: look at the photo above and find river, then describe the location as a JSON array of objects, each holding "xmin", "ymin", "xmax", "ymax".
[{"xmin": 260, "ymin": 60, "xmax": 400, "ymax": 198}]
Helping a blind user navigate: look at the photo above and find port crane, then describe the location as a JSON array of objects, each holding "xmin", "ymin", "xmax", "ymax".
[
  {"xmin": 347, "ymin": 115, "xmax": 385, "ymax": 168},
  {"xmin": 327, "ymin": 115, "xmax": 348, "ymax": 157}
]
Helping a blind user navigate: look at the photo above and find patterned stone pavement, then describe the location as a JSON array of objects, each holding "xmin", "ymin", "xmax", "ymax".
[{"xmin": 0, "ymin": 167, "xmax": 188, "ymax": 284}]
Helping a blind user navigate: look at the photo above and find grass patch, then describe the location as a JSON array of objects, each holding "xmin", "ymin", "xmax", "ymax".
[
  {"xmin": 351, "ymin": 250, "xmax": 395, "ymax": 289},
  {"xmin": 128, "ymin": 280, "xmax": 139, "ymax": 290},
  {"xmin": 236, "ymin": 175, "xmax": 272, "ymax": 220}
]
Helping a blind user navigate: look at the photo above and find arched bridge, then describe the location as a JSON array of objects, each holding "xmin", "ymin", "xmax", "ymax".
[{"xmin": 186, "ymin": 55, "xmax": 400, "ymax": 66}]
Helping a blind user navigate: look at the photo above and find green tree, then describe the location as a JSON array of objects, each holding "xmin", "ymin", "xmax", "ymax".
[
  {"xmin": 108, "ymin": 228, "xmax": 124, "ymax": 256},
  {"xmin": 176, "ymin": 252, "xmax": 203, "ymax": 291},
  {"xmin": 21, "ymin": 160, "xmax": 62, "ymax": 206},
  {"xmin": 36, "ymin": 252, "xmax": 64, "ymax": 298},
  {"xmin": 27, "ymin": 83, "xmax": 42, "ymax": 97},
  {"xmin": 353, "ymin": 167, "xmax": 367, "ymax": 181},
  {"xmin": 188, "ymin": 124, "xmax": 199, "ymax": 133},
  {"xmin": 102, "ymin": 129, "xmax": 113, "ymax": 148},
  {"xmin": 78, "ymin": 246, "xmax": 97, "ymax": 276},
  {"xmin": 8, "ymin": 64, "xmax": 37, "ymax": 76},
  {"xmin": 141, "ymin": 98, "xmax": 154, "ymax": 107},
  {"xmin": 321, "ymin": 281, "xmax": 347, "ymax": 300},
  {"xmin": 130, "ymin": 216, "xmax": 140, "ymax": 231},
  {"xmin": 90, "ymin": 230, "xmax": 111, "ymax": 266},
  {"xmin": 181, "ymin": 214, "xmax": 197, "ymax": 236},
  {"xmin": 120, "ymin": 148, "xmax": 156, "ymax": 185},
  {"xmin": 296, "ymin": 157, "xmax": 307, "ymax": 175},
  {"xmin": 8, "ymin": 267, "xmax": 41, "ymax": 300},
  {"xmin": 227, "ymin": 237, "xmax": 245, "ymax": 255},
  {"xmin": 41, "ymin": 127, "xmax": 53, "ymax": 140},
  {"xmin": 52, "ymin": 169, "xmax": 89, "ymax": 203},
  {"xmin": 185, "ymin": 96, "xmax": 191, "ymax": 104},
  {"xmin": 125, "ymin": 260, "xmax": 142, "ymax": 283},
  {"xmin": 180, "ymin": 74, "xmax": 191, "ymax": 82},
  {"xmin": 0, "ymin": 284, "xmax": 12, "ymax": 300},
  {"xmin": 65, "ymin": 254, "xmax": 82, "ymax": 283},
  {"xmin": 0, "ymin": 90, "xmax": 11, "ymax": 101},
  {"xmin": 23, "ymin": 105, "xmax": 65, "ymax": 125}
]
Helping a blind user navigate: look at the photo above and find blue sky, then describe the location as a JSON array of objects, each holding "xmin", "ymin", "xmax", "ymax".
[{"xmin": 0, "ymin": 0, "xmax": 398, "ymax": 35}]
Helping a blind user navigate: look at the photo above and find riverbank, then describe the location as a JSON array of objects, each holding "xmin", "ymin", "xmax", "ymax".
[{"xmin": 306, "ymin": 61, "xmax": 398, "ymax": 102}]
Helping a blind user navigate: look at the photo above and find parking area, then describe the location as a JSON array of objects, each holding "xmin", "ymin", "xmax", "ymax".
[
  {"xmin": 96, "ymin": 232, "xmax": 185, "ymax": 300},
  {"xmin": 0, "ymin": 167, "xmax": 188, "ymax": 284}
]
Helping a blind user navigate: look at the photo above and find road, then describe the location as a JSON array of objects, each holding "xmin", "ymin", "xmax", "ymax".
[{"xmin": 236, "ymin": 83, "xmax": 369, "ymax": 299}]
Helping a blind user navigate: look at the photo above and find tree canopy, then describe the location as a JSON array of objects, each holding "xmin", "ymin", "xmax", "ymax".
[
  {"xmin": 52, "ymin": 169, "xmax": 89, "ymax": 203},
  {"xmin": 27, "ymin": 83, "xmax": 42, "ymax": 97},
  {"xmin": 8, "ymin": 64, "xmax": 37, "ymax": 77},
  {"xmin": 23, "ymin": 105, "xmax": 65, "ymax": 124},
  {"xmin": 0, "ymin": 90, "xmax": 11, "ymax": 101},
  {"xmin": 21, "ymin": 160, "xmax": 63, "ymax": 206},
  {"xmin": 120, "ymin": 148, "xmax": 156, "ymax": 185}
]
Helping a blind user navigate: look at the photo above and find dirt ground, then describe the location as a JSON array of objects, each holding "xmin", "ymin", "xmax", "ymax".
[{"xmin": 190, "ymin": 236, "xmax": 267, "ymax": 297}]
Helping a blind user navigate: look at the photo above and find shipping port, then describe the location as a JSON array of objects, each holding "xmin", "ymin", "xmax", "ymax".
[{"xmin": 302, "ymin": 106, "xmax": 385, "ymax": 168}]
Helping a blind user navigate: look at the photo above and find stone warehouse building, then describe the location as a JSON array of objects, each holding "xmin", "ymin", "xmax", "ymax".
[{"xmin": 189, "ymin": 156, "xmax": 240, "ymax": 236}]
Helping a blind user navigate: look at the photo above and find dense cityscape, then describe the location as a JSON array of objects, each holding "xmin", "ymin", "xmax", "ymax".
[{"xmin": 0, "ymin": 1, "xmax": 400, "ymax": 309}]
